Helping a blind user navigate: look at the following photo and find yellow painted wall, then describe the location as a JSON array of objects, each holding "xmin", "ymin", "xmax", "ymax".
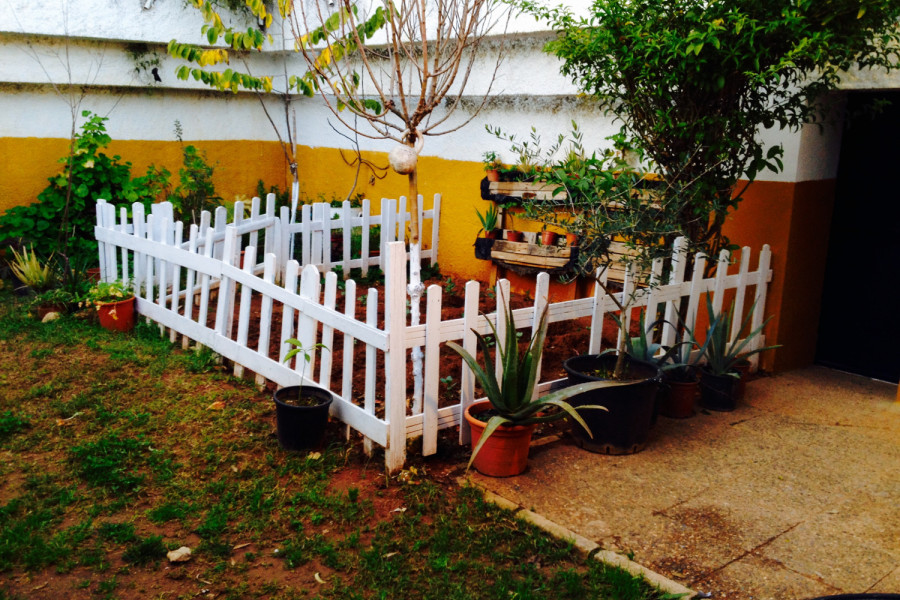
[
  {"xmin": 2, "ymin": 138, "xmax": 838, "ymax": 374},
  {"xmin": 0, "ymin": 137, "xmax": 291, "ymax": 214}
]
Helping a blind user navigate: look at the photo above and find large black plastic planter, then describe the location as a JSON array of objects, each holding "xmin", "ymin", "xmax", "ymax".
[
  {"xmin": 563, "ymin": 354, "xmax": 660, "ymax": 454},
  {"xmin": 699, "ymin": 370, "xmax": 739, "ymax": 411},
  {"xmin": 273, "ymin": 385, "xmax": 333, "ymax": 450}
]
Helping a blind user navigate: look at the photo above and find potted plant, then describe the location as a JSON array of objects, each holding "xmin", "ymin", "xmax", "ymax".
[
  {"xmin": 482, "ymin": 151, "xmax": 503, "ymax": 182},
  {"xmin": 699, "ymin": 296, "xmax": 780, "ymax": 411},
  {"xmin": 83, "ymin": 280, "xmax": 136, "ymax": 333},
  {"xmin": 274, "ymin": 340, "xmax": 333, "ymax": 451},
  {"xmin": 31, "ymin": 288, "xmax": 76, "ymax": 320},
  {"xmin": 447, "ymin": 299, "xmax": 614, "ymax": 476},
  {"xmin": 474, "ymin": 205, "xmax": 500, "ymax": 260},
  {"xmin": 656, "ymin": 323, "xmax": 708, "ymax": 419},
  {"xmin": 7, "ymin": 246, "xmax": 56, "ymax": 295}
]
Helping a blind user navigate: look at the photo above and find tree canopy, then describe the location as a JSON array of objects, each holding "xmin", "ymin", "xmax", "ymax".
[{"xmin": 525, "ymin": 0, "xmax": 900, "ymax": 256}]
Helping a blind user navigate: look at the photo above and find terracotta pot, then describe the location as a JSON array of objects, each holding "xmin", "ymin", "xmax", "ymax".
[
  {"xmin": 85, "ymin": 268, "xmax": 102, "ymax": 283},
  {"xmin": 485, "ymin": 229, "xmax": 500, "ymax": 240},
  {"xmin": 540, "ymin": 231, "xmax": 558, "ymax": 246},
  {"xmin": 732, "ymin": 359, "xmax": 752, "ymax": 401},
  {"xmin": 565, "ymin": 233, "xmax": 578, "ymax": 247},
  {"xmin": 485, "ymin": 169, "xmax": 500, "ymax": 183},
  {"xmin": 660, "ymin": 378, "xmax": 698, "ymax": 419},
  {"xmin": 506, "ymin": 230, "xmax": 524, "ymax": 243},
  {"xmin": 464, "ymin": 401, "xmax": 535, "ymax": 477},
  {"xmin": 97, "ymin": 296, "xmax": 136, "ymax": 333},
  {"xmin": 36, "ymin": 303, "xmax": 68, "ymax": 320}
]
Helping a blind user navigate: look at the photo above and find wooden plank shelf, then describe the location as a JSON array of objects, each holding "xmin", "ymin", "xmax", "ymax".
[
  {"xmin": 480, "ymin": 178, "xmax": 566, "ymax": 204},
  {"xmin": 487, "ymin": 239, "xmax": 579, "ymax": 276}
]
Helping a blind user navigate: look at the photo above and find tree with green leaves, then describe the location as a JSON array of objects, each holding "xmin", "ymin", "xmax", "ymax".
[
  {"xmin": 524, "ymin": 0, "xmax": 900, "ymax": 258},
  {"xmin": 168, "ymin": 0, "xmax": 387, "ymax": 199}
]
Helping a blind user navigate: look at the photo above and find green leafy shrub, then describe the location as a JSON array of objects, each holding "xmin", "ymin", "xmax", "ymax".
[{"xmin": 0, "ymin": 111, "xmax": 168, "ymax": 265}]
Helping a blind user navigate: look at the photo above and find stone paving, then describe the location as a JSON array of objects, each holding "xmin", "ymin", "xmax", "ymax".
[{"xmin": 470, "ymin": 367, "xmax": 900, "ymax": 599}]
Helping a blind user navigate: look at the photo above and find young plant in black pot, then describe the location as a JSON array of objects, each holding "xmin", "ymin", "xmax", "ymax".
[
  {"xmin": 474, "ymin": 204, "xmax": 500, "ymax": 260},
  {"xmin": 447, "ymin": 299, "xmax": 615, "ymax": 477},
  {"xmin": 275, "ymin": 340, "xmax": 333, "ymax": 451},
  {"xmin": 699, "ymin": 295, "xmax": 780, "ymax": 411}
]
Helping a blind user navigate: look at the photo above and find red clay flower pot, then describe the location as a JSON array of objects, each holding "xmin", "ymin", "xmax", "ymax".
[
  {"xmin": 660, "ymin": 378, "xmax": 698, "ymax": 419},
  {"xmin": 485, "ymin": 169, "xmax": 500, "ymax": 182},
  {"xmin": 565, "ymin": 233, "xmax": 578, "ymax": 247},
  {"xmin": 97, "ymin": 297, "xmax": 136, "ymax": 333},
  {"xmin": 464, "ymin": 401, "xmax": 535, "ymax": 477},
  {"xmin": 540, "ymin": 231, "xmax": 558, "ymax": 246},
  {"xmin": 506, "ymin": 230, "xmax": 524, "ymax": 243}
]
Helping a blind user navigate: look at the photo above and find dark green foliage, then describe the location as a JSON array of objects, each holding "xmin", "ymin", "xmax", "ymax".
[
  {"xmin": 68, "ymin": 433, "xmax": 159, "ymax": 495},
  {"xmin": 169, "ymin": 143, "xmax": 221, "ymax": 226},
  {"xmin": 0, "ymin": 411, "xmax": 29, "ymax": 441},
  {"xmin": 122, "ymin": 534, "xmax": 165, "ymax": 565},
  {"xmin": 0, "ymin": 111, "xmax": 168, "ymax": 265}
]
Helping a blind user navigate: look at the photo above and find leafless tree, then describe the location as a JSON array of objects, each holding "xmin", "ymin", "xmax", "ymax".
[{"xmin": 282, "ymin": 0, "xmax": 509, "ymax": 408}]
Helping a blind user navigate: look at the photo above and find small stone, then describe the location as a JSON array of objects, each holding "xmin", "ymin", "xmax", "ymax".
[
  {"xmin": 167, "ymin": 546, "xmax": 192, "ymax": 563},
  {"xmin": 42, "ymin": 312, "xmax": 60, "ymax": 323}
]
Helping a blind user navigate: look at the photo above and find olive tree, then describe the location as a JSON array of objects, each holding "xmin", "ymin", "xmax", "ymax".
[{"xmin": 524, "ymin": 0, "xmax": 900, "ymax": 258}]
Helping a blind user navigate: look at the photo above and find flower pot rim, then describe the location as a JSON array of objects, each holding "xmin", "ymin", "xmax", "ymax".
[
  {"xmin": 564, "ymin": 353, "xmax": 660, "ymax": 383},
  {"xmin": 273, "ymin": 384, "xmax": 334, "ymax": 409},
  {"xmin": 464, "ymin": 400, "xmax": 536, "ymax": 432}
]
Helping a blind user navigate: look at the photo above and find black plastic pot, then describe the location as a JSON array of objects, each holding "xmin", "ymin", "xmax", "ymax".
[
  {"xmin": 563, "ymin": 354, "xmax": 660, "ymax": 454},
  {"xmin": 699, "ymin": 370, "xmax": 739, "ymax": 411},
  {"xmin": 474, "ymin": 237, "xmax": 495, "ymax": 260},
  {"xmin": 273, "ymin": 385, "xmax": 333, "ymax": 450}
]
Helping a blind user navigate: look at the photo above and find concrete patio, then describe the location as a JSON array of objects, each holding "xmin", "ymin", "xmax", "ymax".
[{"xmin": 469, "ymin": 367, "xmax": 900, "ymax": 599}]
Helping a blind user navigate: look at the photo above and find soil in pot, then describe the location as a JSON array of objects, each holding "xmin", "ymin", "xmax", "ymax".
[
  {"xmin": 563, "ymin": 354, "xmax": 660, "ymax": 454},
  {"xmin": 273, "ymin": 385, "xmax": 333, "ymax": 451},
  {"xmin": 699, "ymin": 370, "xmax": 739, "ymax": 411},
  {"xmin": 464, "ymin": 401, "xmax": 535, "ymax": 477}
]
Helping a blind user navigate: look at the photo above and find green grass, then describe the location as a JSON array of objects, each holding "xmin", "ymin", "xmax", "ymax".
[{"xmin": 0, "ymin": 285, "xmax": 670, "ymax": 599}]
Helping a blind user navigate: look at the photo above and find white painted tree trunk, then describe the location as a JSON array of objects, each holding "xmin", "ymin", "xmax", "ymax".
[{"xmin": 409, "ymin": 241, "xmax": 425, "ymax": 413}]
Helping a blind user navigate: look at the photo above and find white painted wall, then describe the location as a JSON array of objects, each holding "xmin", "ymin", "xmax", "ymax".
[{"xmin": 2, "ymin": 0, "xmax": 897, "ymax": 184}]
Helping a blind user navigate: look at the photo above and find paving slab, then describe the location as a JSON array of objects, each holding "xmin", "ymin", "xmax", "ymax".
[{"xmin": 469, "ymin": 367, "xmax": 900, "ymax": 599}]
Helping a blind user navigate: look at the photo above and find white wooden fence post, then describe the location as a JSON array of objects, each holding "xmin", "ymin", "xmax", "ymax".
[
  {"xmin": 384, "ymin": 241, "xmax": 408, "ymax": 473},
  {"xmin": 531, "ymin": 273, "xmax": 550, "ymax": 400},
  {"xmin": 422, "ymin": 283, "xmax": 442, "ymax": 455},
  {"xmin": 458, "ymin": 280, "xmax": 480, "ymax": 446}
]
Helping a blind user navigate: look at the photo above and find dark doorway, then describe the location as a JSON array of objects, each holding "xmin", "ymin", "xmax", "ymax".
[{"xmin": 815, "ymin": 91, "xmax": 900, "ymax": 383}]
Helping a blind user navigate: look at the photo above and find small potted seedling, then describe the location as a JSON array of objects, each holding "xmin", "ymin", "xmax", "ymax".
[
  {"xmin": 483, "ymin": 151, "xmax": 503, "ymax": 182},
  {"xmin": 275, "ymin": 340, "xmax": 333, "ymax": 450}
]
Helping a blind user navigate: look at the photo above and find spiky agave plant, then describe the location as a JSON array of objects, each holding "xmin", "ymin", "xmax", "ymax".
[
  {"xmin": 448, "ymin": 296, "xmax": 630, "ymax": 469},
  {"xmin": 703, "ymin": 295, "xmax": 780, "ymax": 376}
]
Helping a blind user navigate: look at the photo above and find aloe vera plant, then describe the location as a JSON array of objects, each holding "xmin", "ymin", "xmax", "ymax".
[
  {"xmin": 703, "ymin": 295, "xmax": 780, "ymax": 376},
  {"xmin": 475, "ymin": 204, "xmax": 499, "ymax": 237},
  {"xmin": 448, "ymin": 297, "xmax": 627, "ymax": 469}
]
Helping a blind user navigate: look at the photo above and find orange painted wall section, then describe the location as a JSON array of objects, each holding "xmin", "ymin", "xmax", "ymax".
[
  {"xmin": 0, "ymin": 137, "xmax": 291, "ymax": 214},
  {"xmin": 723, "ymin": 179, "xmax": 836, "ymax": 372}
]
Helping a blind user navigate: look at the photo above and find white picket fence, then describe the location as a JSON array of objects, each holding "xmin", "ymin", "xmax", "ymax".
[{"xmin": 94, "ymin": 199, "xmax": 772, "ymax": 473}]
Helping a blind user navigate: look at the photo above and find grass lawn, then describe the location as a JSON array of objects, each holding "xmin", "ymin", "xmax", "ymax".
[{"xmin": 0, "ymin": 284, "xmax": 674, "ymax": 600}]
